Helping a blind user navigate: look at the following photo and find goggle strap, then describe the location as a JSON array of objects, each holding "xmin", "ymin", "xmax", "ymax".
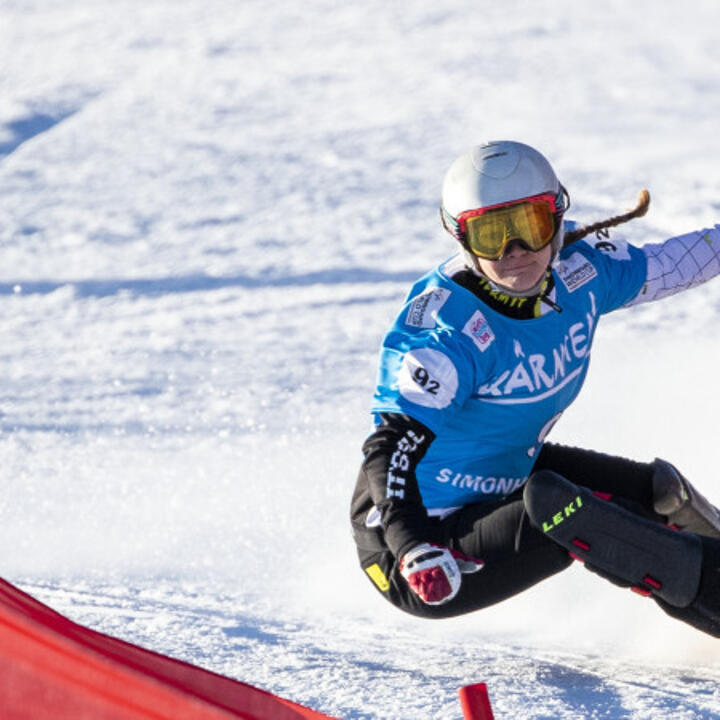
[
  {"xmin": 559, "ymin": 184, "xmax": 571, "ymax": 214},
  {"xmin": 440, "ymin": 206, "xmax": 463, "ymax": 241}
]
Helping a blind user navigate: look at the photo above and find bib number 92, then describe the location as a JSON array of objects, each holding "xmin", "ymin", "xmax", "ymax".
[{"xmin": 413, "ymin": 366, "xmax": 439, "ymax": 395}]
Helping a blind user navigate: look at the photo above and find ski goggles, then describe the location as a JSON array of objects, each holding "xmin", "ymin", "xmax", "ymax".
[{"xmin": 455, "ymin": 193, "xmax": 561, "ymax": 261}]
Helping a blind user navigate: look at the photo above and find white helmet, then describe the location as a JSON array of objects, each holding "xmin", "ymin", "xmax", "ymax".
[{"xmin": 440, "ymin": 141, "xmax": 569, "ymax": 283}]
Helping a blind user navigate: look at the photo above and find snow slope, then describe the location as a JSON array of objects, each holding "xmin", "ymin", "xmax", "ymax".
[{"xmin": 2, "ymin": 1, "xmax": 720, "ymax": 717}]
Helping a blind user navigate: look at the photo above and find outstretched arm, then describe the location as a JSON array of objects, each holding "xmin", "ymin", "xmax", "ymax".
[{"xmin": 628, "ymin": 224, "xmax": 720, "ymax": 306}]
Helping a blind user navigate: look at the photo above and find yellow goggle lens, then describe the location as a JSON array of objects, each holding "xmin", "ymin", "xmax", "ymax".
[{"xmin": 465, "ymin": 201, "xmax": 556, "ymax": 260}]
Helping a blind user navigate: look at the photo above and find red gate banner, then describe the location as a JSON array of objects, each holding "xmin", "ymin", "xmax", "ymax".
[{"xmin": 0, "ymin": 577, "xmax": 337, "ymax": 720}]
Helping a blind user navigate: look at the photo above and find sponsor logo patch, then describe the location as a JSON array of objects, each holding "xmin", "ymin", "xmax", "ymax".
[
  {"xmin": 462, "ymin": 310, "xmax": 495, "ymax": 352},
  {"xmin": 541, "ymin": 495, "xmax": 584, "ymax": 533},
  {"xmin": 476, "ymin": 308, "xmax": 597, "ymax": 403},
  {"xmin": 557, "ymin": 252, "xmax": 598, "ymax": 292},
  {"xmin": 435, "ymin": 468, "xmax": 527, "ymax": 495},
  {"xmin": 405, "ymin": 287, "xmax": 451, "ymax": 328}
]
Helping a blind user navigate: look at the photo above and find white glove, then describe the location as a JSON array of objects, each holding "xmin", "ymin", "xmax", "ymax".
[{"xmin": 400, "ymin": 543, "xmax": 483, "ymax": 605}]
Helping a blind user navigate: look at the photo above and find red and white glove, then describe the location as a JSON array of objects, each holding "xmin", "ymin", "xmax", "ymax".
[{"xmin": 400, "ymin": 543, "xmax": 484, "ymax": 605}]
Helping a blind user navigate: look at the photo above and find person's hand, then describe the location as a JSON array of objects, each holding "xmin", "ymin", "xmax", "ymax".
[{"xmin": 399, "ymin": 543, "xmax": 483, "ymax": 605}]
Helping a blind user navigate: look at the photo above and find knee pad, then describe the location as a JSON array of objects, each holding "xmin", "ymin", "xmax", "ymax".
[{"xmin": 523, "ymin": 470, "xmax": 703, "ymax": 607}]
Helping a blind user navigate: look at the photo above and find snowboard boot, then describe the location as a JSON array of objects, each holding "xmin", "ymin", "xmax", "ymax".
[{"xmin": 651, "ymin": 458, "xmax": 720, "ymax": 539}]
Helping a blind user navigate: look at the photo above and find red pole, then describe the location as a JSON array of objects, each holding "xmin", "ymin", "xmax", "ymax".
[{"xmin": 458, "ymin": 683, "xmax": 495, "ymax": 720}]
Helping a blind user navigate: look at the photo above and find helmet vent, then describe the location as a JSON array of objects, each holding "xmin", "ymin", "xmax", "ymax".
[{"xmin": 483, "ymin": 152, "xmax": 508, "ymax": 161}]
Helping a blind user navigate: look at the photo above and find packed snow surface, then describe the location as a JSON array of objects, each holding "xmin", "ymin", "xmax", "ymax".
[{"xmin": 2, "ymin": 1, "xmax": 720, "ymax": 717}]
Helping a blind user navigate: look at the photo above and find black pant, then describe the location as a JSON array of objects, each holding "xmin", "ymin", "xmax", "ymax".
[{"xmin": 356, "ymin": 443, "xmax": 659, "ymax": 619}]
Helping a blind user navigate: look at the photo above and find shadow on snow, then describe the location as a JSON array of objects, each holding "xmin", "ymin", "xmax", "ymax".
[
  {"xmin": 0, "ymin": 268, "xmax": 424, "ymax": 299},
  {"xmin": 0, "ymin": 108, "xmax": 80, "ymax": 159}
]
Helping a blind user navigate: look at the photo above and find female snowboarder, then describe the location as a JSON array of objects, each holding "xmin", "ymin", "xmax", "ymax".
[{"xmin": 350, "ymin": 140, "xmax": 720, "ymax": 637}]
